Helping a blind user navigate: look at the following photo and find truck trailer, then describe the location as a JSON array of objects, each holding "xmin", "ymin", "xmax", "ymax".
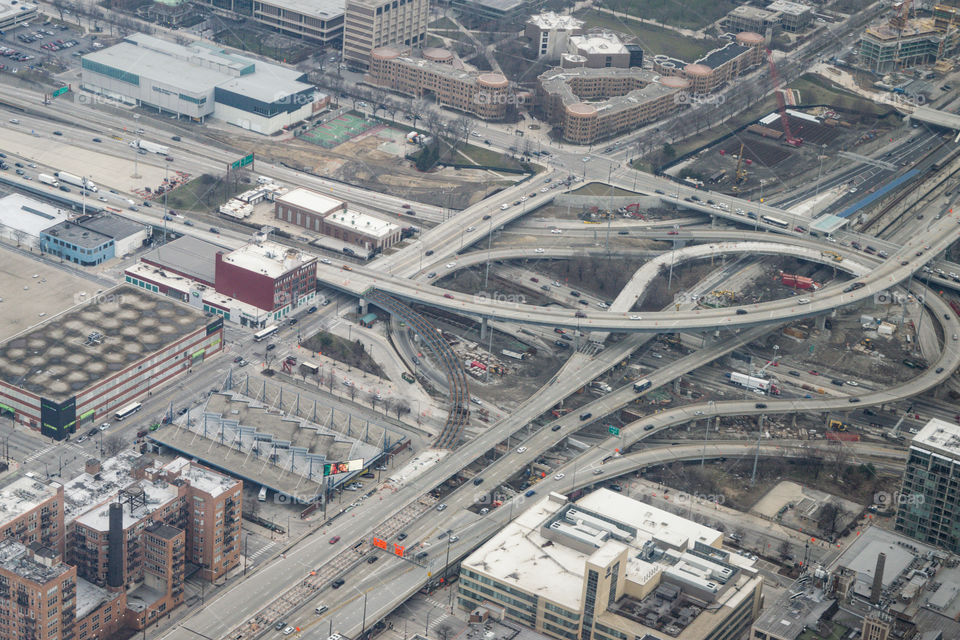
[
  {"xmin": 131, "ymin": 139, "xmax": 169, "ymax": 155},
  {"xmin": 780, "ymin": 273, "xmax": 820, "ymax": 290},
  {"xmin": 38, "ymin": 173, "xmax": 59, "ymax": 187},
  {"xmin": 727, "ymin": 371, "xmax": 779, "ymax": 394},
  {"xmin": 54, "ymin": 171, "xmax": 97, "ymax": 192}
]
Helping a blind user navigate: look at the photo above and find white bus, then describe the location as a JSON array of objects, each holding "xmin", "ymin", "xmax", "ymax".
[
  {"xmin": 114, "ymin": 402, "xmax": 142, "ymax": 421},
  {"xmin": 633, "ymin": 378, "xmax": 652, "ymax": 393},
  {"xmin": 301, "ymin": 361, "xmax": 320, "ymax": 375},
  {"xmin": 258, "ymin": 486, "xmax": 267, "ymax": 501},
  {"xmin": 761, "ymin": 215, "xmax": 789, "ymax": 229},
  {"xmin": 253, "ymin": 325, "xmax": 279, "ymax": 342}
]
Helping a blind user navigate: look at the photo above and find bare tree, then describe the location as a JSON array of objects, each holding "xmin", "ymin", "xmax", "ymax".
[
  {"xmin": 450, "ymin": 115, "xmax": 473, "ymax": 150},
  {"xmin": 436, "ymin": 624, "xmax": 454, "ymax": 640},
  {"xmin": 395, "ymin": 401, "xmax": 411, "ymax": 420},
  {"xmin": 324, "ymin": 371, "xmax": 336, "ymax": 392},
  {"xmin": 818, "ymin": 500, "xmax": 844, "ymax": 537},
  {"xmin": 366, "ymin": 390, "xmax": 379, "ymax": 411},
  {"xmin": 407, "ymin": 97, "xmax": 431, "ymax": 127},
  {"xmin": 102, "ymin": 435, "xmax": 126, "ymax": 457},
  {"xmin": 348, "ymin": 384, "xmax": 358, "ymax": 401},
  {"xmin": 778, "ymin": 539, "xmax": 792, "ymax": 559},
  {"xmin": 382, "ymin": 397, "xmax": 395, "ymax": 417},
  {"xmin": 829, "ymin": 443, "xmax": 849, "ymax": 481}
]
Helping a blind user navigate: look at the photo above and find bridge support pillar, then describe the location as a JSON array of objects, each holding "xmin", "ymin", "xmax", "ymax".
[
  {"xmin": 816, "ymin": 315, "xmax": 827, "ymax": 330},
  {"xmin": 358, "ymin": 298, "xmax": 368, "ymax": 316},
  {"xmin": 480, "ymin": 317, "xmax": 489, "ymax": 340},
  {"xmin": 710, "ymin": 215, "xmax": 716, "ymax": 229}
]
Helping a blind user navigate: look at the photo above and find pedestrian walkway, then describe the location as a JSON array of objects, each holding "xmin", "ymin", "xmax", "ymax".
[
  {"xmin": 24, "ymin": 443, "xmax": 56, "ymax": 464},
  {"xmin": 248, "ymin": 540, "xmax": 278, "ymax": 563}
]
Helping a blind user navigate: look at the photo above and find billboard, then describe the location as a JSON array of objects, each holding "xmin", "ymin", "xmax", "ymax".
[{"xmin": 323, "ymin": 459, "xmax": 364, "ymax": 476}]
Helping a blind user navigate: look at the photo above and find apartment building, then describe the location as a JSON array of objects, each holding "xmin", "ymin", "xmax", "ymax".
[
  {"xmin": 367, "ymin": 46, "xmax": 510, "ymax": 119},
  {"xmin": 342, "ymin": 0, "xmax": 429, "ymax": 69},
  {"xmin": 652, "ymin": 32, "xmax": 765, "ymax": 94},
  {"xmin": 537, "ymin": 66, "xmax": 684, "ymax": 144},
  {"xmin": 0, "ymin": 540, "xmax": 77, "ymax": 640},
  {"xmin": 192, "ymin": 0, "xmax": 344, "ymax": 45},
  {"xmin": 525, "ymin": 12, "xmax": 583, "ymax": 60},
  {"xmin": 0, "ymin": 474, "xmax": 65, "ymax": 556},
  {"xmin": 459, "ymin": 490, "xmax": 764, "ymax": 640}
]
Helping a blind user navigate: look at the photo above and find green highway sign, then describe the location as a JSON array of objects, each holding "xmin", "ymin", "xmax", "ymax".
[
  {"xmin": 231, "ymin": 153, "xmax": 254, "ymax": 169},
  {"xmin": 52, "ymin": 86, "xmax": 69, "ymax": 98},
  {"xmin": 608, "ymin": 426, "xmax": 620, "ymax": 436}
]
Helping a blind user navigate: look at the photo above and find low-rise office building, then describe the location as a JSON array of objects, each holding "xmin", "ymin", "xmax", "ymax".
[
  {"xmin": 568, "ymin": 33, "xmax": 629, "ymax": 68},
  {"xmin": 459, "ymin": 490, "xmax": 763, "ymax": 640},
  {"xmin": 214, "ymin": 240, "xmax": 317, "ymax": 320},
  {"xmin": 766, "ymin": 0, "xmax": 812, "ymax": 32},
  {"xmin": 342, "ymin": 0, "xmax": 429, "ymax": 69},
  {"xmin": 859, "ymin": 18, "xmax": 948, "ymax": 73},
  {"xmin": 81, "ymin": 33, "xmax": 320, "ymax": 135},
  {"xmin": 652, "ymin": 32, "xmax": 765, "ymax": 94},
  {"xmin": 526, "ymin": 12, "xmax": 584, "ymax": 61},
  {"xmin": 0, "ymin": 193, "xmax": 69, "ymax": 250},
  {"xmin": 191, "ymin": 0, "xmax": 344, "ymax": 44},
  {"xmin": 367, "ymin": 47, "xmax": 510, "ymax": 119},
  {"xmin": 537, "ymin": 66, "xmax": 684, "ymax": 144},
  {"xmin": 0, "ymin": 0, "xmax": 38, "ymax": 30}
]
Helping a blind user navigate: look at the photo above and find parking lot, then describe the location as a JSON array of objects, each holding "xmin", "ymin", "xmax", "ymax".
[{"xmin": 0, "ymin": 20, "xmax": 93, "ymax": 74}]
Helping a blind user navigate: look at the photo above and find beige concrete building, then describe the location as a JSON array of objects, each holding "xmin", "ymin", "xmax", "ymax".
[
  {"xmin": 652, "ymin": 32, "xmax": 765, "ymax": 94},
  {"xmin": 193, "ymin": 0, "xmax": 344, "ymax": 45},
  {"xmin": 568, "ymin": 33, "xmax": 629, "ymax": 68},
  {"xmin": 343, "ymin": 0, "xmax": 429, "ymax": 69},
  {"xmin": 723, "ymin": 6, "xmax": 778, "ymax": 34},
  {"xmin": 526, "ymin": 12, "xmax": 583, "ymax": 60},
  {"xmin": 459, "ymin": 490, "xmax": 764, "ymax": 640},
  {"xmin": 367, "ymin": 47, "xmax": 510, "ymax": 119},
  {"xmin": 537, "ymin": 66, "xmax": 685, "ymax": 144}
]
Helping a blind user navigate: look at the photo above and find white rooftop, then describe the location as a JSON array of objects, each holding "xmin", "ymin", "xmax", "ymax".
[
  {"xmin": 462, "ymin": 490, "xmax": 725, "ymax": 612},
  {"xmin": 0, "ymin": 193, "xmax": 69, "ymax": 237},
  {"xmin": 221, "ymin": 240, "xmax": 317, "ymax": 279},
  {"xmin": 125, "ymin": 262, "xmax": 267, "ymax": 318},
  {"xmin": 73, "ymin": 478, "xmax": 178, "ymax": 533},
  {"xmin": 0, "ymin": 474, "xmax": 60, "ymax": 529},
  {"xmin": 529, "ymin": 11, "xmax": 583, "ymax": 31},
  {"xmin": 912, "ymin": 418, "xmax": 960, "ymax": 459},
  {"xmin": 161, "ymin": 457, "xmax": 238, "ymax": 498},
  {"xmin": 570, "ymin": 33, "xmax": 627, "ymax": 56},
  {"xmin": 766, "ymin": 0, "xmax": 811, "ymax": 15},
  {"xmin": 324, "ymin": 210, "xmax": 400, "ymax": 239},
  {"xmin": 63, "ymin": 450, "xmax": 148, "ymax": 522},
  {"xmin": 0, "ymin": 0, "xmax": 37, "ymax": 20},
  {"xmin": 75, "ymin": 578, "xmax": 113, "ymax": 619},
  {"xmin": 276, "ymin": 187, "xmax": 344, "ymax": 215}
]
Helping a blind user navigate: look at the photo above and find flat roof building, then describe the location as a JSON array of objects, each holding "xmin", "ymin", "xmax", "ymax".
[
  {"xmin": 342, "ymin": 0, "xmax": 429, "ymax": 69},
  {"xmin": 139, "ymin": 234, "xmax": 223, "ymax": 287},
  {"xmin": 459, "ymin": 490, "xmax": 763, "ymax": 640},
  {"xmin": 536, "ymin": 66, "xmax": 684, "ymax": 144},
  {"xmin": 450, "ymin": 0, "xmax": 532, "ymax": 27},
  {"xmin": 652, "ymin": 33, "xmax": 765, "ymax": 94},
  {"xmin": 896, "ymin": 418, "xmax": 960, "ymax": 552},
  {"xmin": 860, "ymin": 18, "xmax": 947, "ymax": 72},
  {"xmin": 275, "ymin": 187, "xmax": 347, "ymax": 233},
  {"xmin": 0, "ymin": 474, "xmax": 65, "ymax": 555},
  {"xmin": 0, "ymin": 0, "xmax": 38, "ymax": 30},
  {"xmin": 526, "ymin": 12, "xmax": 583, "ymax": 60},
  {"xmin": 568, "ymin": 33, "xmax": 629, "ymax": 69},
  {"xmin": 0, "ymin": 193, "xmax": 69, "ymax": 249},
  {"xmin": 766, "ymin": 0, "xmax": 812, "ymax": 32},
  {"xmin": 81, "ymin": 33, "xmax": 320, "ymax": 135},
  {"xmin": 723, "ymin": 6, "xmax": 778, "ymax": 34},
  {"xmin": 0, "ymin": 285, "xmax": 222, "ymax": 439},
  {"xmin": 367, "ymin": 47, "xmax": 511, "ymax": 120},
  {"xmin": 0, "ymin": 540, "xmax": 77, "ymax": 640},
  {"xmin": 194, "ymin": 0, "xmax": 344, "ymax": 46},
  {"xmin": 214, "ymin": 240, "xmax": 317, "ymax": 320}
]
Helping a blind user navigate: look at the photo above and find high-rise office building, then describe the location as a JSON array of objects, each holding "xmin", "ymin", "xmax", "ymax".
[
  {"xmin": 895, "ymin": 418, "xmax": 960, "ymax": 552},
  {"xmin": 342, "ymin": 0, "xmax": 429, "ymax": 69}
]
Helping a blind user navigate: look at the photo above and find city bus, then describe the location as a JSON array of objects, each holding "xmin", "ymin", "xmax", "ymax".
[
  {"xmin": 253, "ymin": 324, "xmax": 279, "ymax": 342},
  {"xmin": 633, "ymin": 378, "xmax": 652, "ymax": 393},
  {"xmin": 761, "ymin": 215, "xmax": 789, "ymax": 229},
  {"xmin": 301, "ymin": 361, "xmax": 320, "ymax": 375},
  {"xmin": 114, "ymin": 402, "xmax": 143, "ymax": 421}
]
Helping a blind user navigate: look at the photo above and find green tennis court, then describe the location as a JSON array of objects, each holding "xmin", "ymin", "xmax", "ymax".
[{"xmin": 299, "ymin": 113, "xmax": 382, "ymax": 148}]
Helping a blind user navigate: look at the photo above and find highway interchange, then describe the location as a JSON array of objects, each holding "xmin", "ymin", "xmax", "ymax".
[{"xmin": 3, "ymin": 49, "xmax": 960, "ymax": 640}]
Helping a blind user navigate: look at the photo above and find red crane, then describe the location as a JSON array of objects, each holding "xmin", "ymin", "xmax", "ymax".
[{"xmin": 766, "ymin": 49, "xmax": 802, "ymax": 147}]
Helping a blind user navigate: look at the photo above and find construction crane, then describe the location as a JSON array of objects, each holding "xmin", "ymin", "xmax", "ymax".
[
  {"xmin": 732, "ymin": 142, "xmax": 748, "ymax": 186},
  {"xmin": 766, "ymin": 49, "xmax": 802, "ymax": 147}
]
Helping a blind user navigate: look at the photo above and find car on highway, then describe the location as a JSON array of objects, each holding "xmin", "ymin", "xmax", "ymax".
[
  {"xmin": 308, "ymin": 306, "xmax": 318, "ymax": 313},
  {"xmin": 937, "ymin": 367, "xmax": 945, "ymax": 373},
  {"xmin": 535, "ymin": 248, "xmax": 544, "ymax": 253},
  {"xmin": 329, "ymin": 536, "xmax": 340, "ymax": 544},
  {"xmin": 282, "ymin": 628, "xmax": 295, "ymax": 636},
  {"xmin": 843, "ymin": 282, "xmax": 865, "ymax": 293},
  {"xmin": 445, "ymin": 262, "xmax": 456, "ymax": 269},
  {"xmin": 466, "ymin": 226, "xmax": 476, "ymax": 232},
  {"xmin": 500, "ymin": 204, "xmax": 509, "ymax": 210},
  {"xmin": 516, "ymin": 446, "xmax": 527, "ymax": 453},
  {"xmin": 525, "ymin": 489, "xmax": 536, "ymax": 497},
  {"xmin": 443, "ymin": 293, "xmax": 454, "ymax": 299},
  {"xmin": 808, "ymin": 370, "xmax": 819, "ymax": 375},
  {"xmin": 847, "ymin": 380, "xmax": 859, "ymax": 386},
  {"xmin": 849, "ymin": 398, "xmax": 861, "ymax": 403},
  {"xmin": 449, "ymin": 535, "xmax": 459, "ymax": 543},
  {"xmin": 332, "ymin": 579, "xmax": 345, "ymax": 589},
  {"xmin": 569, "ymin": 290, "xmax": 581, "ymax": 297},
  {"xmin": 755, "ymin": 403, "xmax": 767, "ymax": 409},
  {"xmin": 551, "ymin": 425, "xmax": 562, "ymax": 432},
  {"xmin": 427, "ymin": 272, "xmax": 437, "ymax": 278},
  {"xmin": 315, "ymin": 605, "xmax": 329, "ymax": 615},
  {"xmin": 593, "ymin": 469, "xmax": 603, "ymax": 475},
  {"xmin": 99, "ymin": 423, "xmax": 110, "ymax": 431},
  {"xmin": 425, "ymin": 250, "xmax": 434, "ymax": 256},
  {"xmin": 555, "ymin": 473, "xmax": 565, "ymax": 480},
  {"xmin": 551, "ymin": 229, "xmax": 562, "ymax": 234},
  {"xmin": 644, "ymin": 424, "xmax": 655, "ymax": 431},
  {"xmin": 320, "ymin": 258, "xmax": 331, "ymax": 264},
  {"xmin": 575, "ymin": 311, "xmax": 586, "ymax": 318},
  {"xmin": 554, "ymin": 340, "xmax": 569, "ymax": 349},
  {"xmin": 736, "ymin": 309, "xmax": 748, "ymax": 315},
  {"xmin": 630, "ymin": 315, "xmax": 642, "ymax": 320},
  {"xmin": 53, "ymin": 131, "xmax": 62, "ymax": 136},
  {"xmin": 797, "ymin": 298, "xmax": 810, "ymax": 304},
  {"xmin": 276, "ymin": 621, "xmax": 288, "ymax": 631},
  {"xmin": 579, "ymin": 412, "xmax": 592, "ymax": 421},
  {"xmin": 397, "ymin": 532, "xmax": 407, "ymax": 541},
  {"xmin": 788, "ymin": 370, "xmax": 800, "ymax": 376},
  {"xmin": 482, "ymin": 215, "xmax": 491, "ymax": 220},
  {"xmin": 473, "ymin": 478, "xmax": 484, "ymax": 486},
  {"xmin": 436, "ymin": 504, "xmax": 447, "ymax": 511}
]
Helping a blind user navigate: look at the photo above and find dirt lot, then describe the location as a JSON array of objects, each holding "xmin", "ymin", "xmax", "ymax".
[{"xmin": 209, "ymin": 126, "xmax": 520, "ymax": 210}]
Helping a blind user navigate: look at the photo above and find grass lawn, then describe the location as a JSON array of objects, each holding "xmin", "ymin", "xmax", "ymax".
[
  {"xmin": 456, "ymin": 143, "xmax": 525, "ymax": 171},
  {"xmin": 301, "ymin": 330, "xmax": 386, "ymax": 378},
  {"xmin": 429, "ymin": 16, "xmax": 458, "ymax": 30},
  {"xmin": 574, "ymin": 9, "xmax": 718, "ymax": 60},
  {"xmin": 163, "ymin": 174, "xmax": 248, "ymax": 212},
  {"xmin": 791, "ymin": 73, "xmax": 896, "ymax": 117},
  {"xmin": 424, "ymin": 34, "xmax": 446, "ymax": 48},
  {"xmin": 598, "ymin": 0, "xmax": 738, "ymax": 31},
  {"xmin": 572, "ymin": 182, "xmax": 641, "ymax": 197}
]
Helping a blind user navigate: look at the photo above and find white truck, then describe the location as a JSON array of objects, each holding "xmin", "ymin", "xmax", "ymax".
[
  {"xmin": 727, "ymin": 372, "xmax": 779, "ymax": 394},
  {"xmin": 55, "ymin": 171, "xmax": 97, "ymax": 192},
  {"xmin": 130, "ymin": 139, "xmax": 169, "ymax": 155},
  {"xmin": 38, "ymin": 173, "xmax": 59, "ymax": 187}
]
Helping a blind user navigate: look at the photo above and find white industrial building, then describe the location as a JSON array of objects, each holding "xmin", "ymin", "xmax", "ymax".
[
  {"xmin": 0, "ymin": 194, "xmax": 69, "ymax": 249},
  {"xmin": 458, "ymin": 489, "xmax": 764, "ymax": 640},
  {"xmin": 0, "ymin": 0, "xmax": 38, "ymax": 30},
  {"xmin": 81, "ymin": 34, "xmax": 321, "ymax": 135}
]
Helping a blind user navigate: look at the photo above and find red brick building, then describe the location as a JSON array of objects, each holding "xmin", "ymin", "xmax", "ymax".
[{"xmin": 214, "ymin": 240, "xmax": 317, "ymax": 322}]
